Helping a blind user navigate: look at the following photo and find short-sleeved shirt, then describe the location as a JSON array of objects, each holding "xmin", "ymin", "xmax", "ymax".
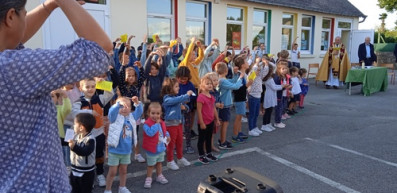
[
  {"xmin": 197, "ymin": 93, "xmax": 215, "ymax": 125},
  {"xmin": 0, "ymin": 39, "xmax": 109, "ymax": 192}
]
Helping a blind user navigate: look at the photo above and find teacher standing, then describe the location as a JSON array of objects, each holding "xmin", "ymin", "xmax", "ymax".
[
  {"xmin": 358, "ymin": 37, "xmax": 377, "ymax": 66},
  {"xmin": 0, "ymin": 0, "xmax": 112, "ymax": 192}
]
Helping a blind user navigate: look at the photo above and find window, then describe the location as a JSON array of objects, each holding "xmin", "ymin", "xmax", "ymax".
[
  {"xmin": 338, "ymin": 22, "xmax": 351, "ymax": 29},
  {"xmin": 186, "ymin": 1, "xmax": 208, "ymax": 44},
  {"xmin": 321, "ymin": 18, "xmax": 331, "ymax": 51},
  {"xmin": 281, "ymin": 13, "xmax": 294, "ymax": 50},
  {"xmin": 84, "ymin": 0, "xmax": 106, "ymax": 4},
  {"xmin": 252, "ymin": 9, "xmax": 268, "ymax": 50},
  {"xmin": 147, "ymin": 0, "xmax": 173, "ymax": 43},
  {"xmin": 226, "ymin": 7, "xmax": 244, "ymax": 50},
  {"xmin": 300, "ymin": 15, "xmax": 314, "ymax": 53}
]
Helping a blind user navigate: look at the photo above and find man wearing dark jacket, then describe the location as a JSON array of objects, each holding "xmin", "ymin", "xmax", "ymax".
[{"xmin": 358, "ymin": 37, "xmax": 377, "ymax": 66}]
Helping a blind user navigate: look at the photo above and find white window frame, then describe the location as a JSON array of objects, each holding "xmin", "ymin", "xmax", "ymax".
[
  {"xmin": 226, "ymin": 6, "xmax": 245, "ymax": 51},
  {"xmin": 321, "ymin": 18, "xmax": 332, "ymax": 54},
  {"xmin": 300, "ymin": 15, "xmax": 314, "ymax": 54},
  {"xmin": 147, "ymin": 0, "xmax": 175, "ymax": 42},
  {"xmin": 252, "ymin": 9, "xmax": 268, "ymax": 50},
  {"xmin": 281, "ymin": 13, "xmax": 294, "ymax": 51},
  {"xmin": 186, "ymin": 1, "xmax": 209, "ymax": 45}
]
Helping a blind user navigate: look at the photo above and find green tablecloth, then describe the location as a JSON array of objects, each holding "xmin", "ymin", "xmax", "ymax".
[{"xmin": 345, "ymin": 67, "xmax": 388, "ymax": 96}]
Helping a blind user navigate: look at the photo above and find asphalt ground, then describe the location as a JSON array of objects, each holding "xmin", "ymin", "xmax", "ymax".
[{"xmin": 93, "ymin": 77, "xmax": 397, "ymax": 193}]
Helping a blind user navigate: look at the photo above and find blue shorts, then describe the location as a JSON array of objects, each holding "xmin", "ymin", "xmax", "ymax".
[
  {"xmin": 108, "ymin": 153, "xmax": 131, "ymax": 166},
  {"xmin": 234, "ymin": 102, "xmax": 246, "ymax": 115},
  {"xmin": 146, "ymin": 152, "xmax": 165, "ymax": 166},
  {"xmin": 218, "ymin": 107, "xmax": 231, "ymax": 122}
]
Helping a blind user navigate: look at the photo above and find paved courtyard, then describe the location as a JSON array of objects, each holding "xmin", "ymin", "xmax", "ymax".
[{"xmin": 94, "ymin": 78, "xmax": 397, "ymax": 193}]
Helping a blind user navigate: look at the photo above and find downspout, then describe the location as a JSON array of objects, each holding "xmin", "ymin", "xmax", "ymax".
[{"xmin": 359, "ymin": 15, "xmax": 367, "ymax": 23}]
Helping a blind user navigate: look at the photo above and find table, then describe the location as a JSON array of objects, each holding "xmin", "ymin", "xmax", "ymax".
[{"xmin": 345, "ymin": 67, "xmax": 388, "ymax": 96}]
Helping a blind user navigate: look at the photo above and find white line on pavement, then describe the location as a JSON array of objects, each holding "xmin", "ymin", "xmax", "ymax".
[
  {"xmin": 255, "ymin": 149, "xmax": 361, "ymax": 193},
  {"xmin": 305, "ymin": 138, "xmax": 397, "ymax": 168},
  {"xmin": 116, "ymin": 146, "xmax": 360, "ymax": 193}
]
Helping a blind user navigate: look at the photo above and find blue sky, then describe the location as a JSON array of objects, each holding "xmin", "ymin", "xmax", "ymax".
[{"xmin": 349, "ymin": 0, "xmax": 397, "ymax": 30}]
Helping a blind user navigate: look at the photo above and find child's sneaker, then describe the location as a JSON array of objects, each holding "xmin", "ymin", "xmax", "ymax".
[
  {"xmin": 104, "ymin": 190, "xmax": 112, "ymax": 193},
  {"xmin": 267, "ymin": 124, "xmax": 276, "ymax": 131},
  {"xmin": 253, "ymin": 127, "xmax": 263, "ymax": 134},
  {"xmin": 219, "ymin": 142, "xmax": 233, "ymax": 149},
  {"xmin": 144, "ymin": 177, "xmax": 152, "ymax": 188},
  {"xmin": 261, "ymin": 125, "xmax": 273, "ymax": 132},
  {"xmin": 185, "ymin": 146, "xmax": 195, "ymax": 154},
  {"xmin": 198, "ymin": 156, "xmax": 209, "ymax": 164},
  {"xmin": 281, "ymin": 115, "xmax": 288, "ymax": 120},
  {"xmin": 134, "ymin": 154, "xmax": 146, "ymax": 163},
  {"xmin": 283, "ymin": 113, "xmax": 291, "ymax": 119},
  {"xmin": 274, "ymin": 122, "xmax": 286, "ymax": 128},
  {"xmin": 248, "ymin": 130, "xmax": 260, "ymax": 137},
  {"xmin": 231, "ymin": 136, "xmax": 245, "ymax": 143},
  {"xmin": 97, "ymin": 174, "xmax": 106, "ymax": 187},
  {"xmin": 241, "ymin": 117, "xmax": 248, "ymax": 122},
  {"xmin": 156, "ymin": 174, "xmax": 169, "ymax": 184},
  {"xmin": 167, "ymin": 160, "xmax": 179, "ymax": 170},
  {"xmin": 238, "ymin": 132, "xmax": 248, "ymax": 139},
  {"xmin": 206, "ymin": 153, "xmax": 218, "ymax": 161},
  {"xmin": 177, "ymin": 157, "xmax": 191, "ymax": 166},
  {"xmin": 118, "ymin": 186, "xmax": 131, "ymax": 193}
]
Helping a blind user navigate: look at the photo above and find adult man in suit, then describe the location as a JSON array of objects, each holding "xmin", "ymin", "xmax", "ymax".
[{"xmin": 358, "ymin": 37, "xmax": 377, "ymax": 66}]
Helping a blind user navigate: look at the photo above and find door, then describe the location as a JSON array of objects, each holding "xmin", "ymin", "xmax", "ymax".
[
  {"xmin": 349, "ymin": 30, "xmax": 375, "ymax": 63},
  {"xmin": 341, "ymin": 30, "xmax": 350, "ymax": 56},
  {"xmin": 42, "ymin": 2, "xmax": 110, "ymax": 49}
]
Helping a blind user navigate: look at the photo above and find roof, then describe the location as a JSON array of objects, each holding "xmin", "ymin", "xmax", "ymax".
[{"xmin": 242, "ymin": 0, "xmax": 366, "ymax": 17}]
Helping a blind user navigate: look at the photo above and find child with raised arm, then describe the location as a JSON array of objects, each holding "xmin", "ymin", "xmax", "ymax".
[
  {"xmin": 142, "ymin": 103, "xmax": 170, "ymax": 189},
  {"xmin": 72, "ymin": 78, "xmax": 114, "ymax": 187},
  {"xmin": 175, "ymin": 67, "xmax": 197, "ymax": 154},
  {"xmin": 197, "ymin": 75, "xmax": 221, "ymax": 164},
  {"xmin": 232, "ymin": 56, "xmax": 253, "ymax": 142},
  {"xmin": 162, "ymin": 78, "xmax": 193, "ymax": 170},
  {"xmin": 247, "ymin": 56, "xmax": 269, "ymax": 135},
  {"xmin": 216, "ymin": 62, "xmax": 243, "ymax": 150},
  {"xmin": 69, "ymin": 113, "xmax": 97, "ymax": 193},
  {"xmin": 104, "ymin": 97, "xmax": 143, "ymax": 193}
]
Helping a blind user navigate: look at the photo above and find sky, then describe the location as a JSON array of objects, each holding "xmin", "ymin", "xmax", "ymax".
[{"xmin": 348, "ymin": 0, "xmax": 397, "ymax": 30}]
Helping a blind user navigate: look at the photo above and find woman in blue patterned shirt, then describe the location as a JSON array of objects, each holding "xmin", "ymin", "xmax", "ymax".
[{"xmin": 0, "ymin": 0, "xmax": 112, "ymax": 192}]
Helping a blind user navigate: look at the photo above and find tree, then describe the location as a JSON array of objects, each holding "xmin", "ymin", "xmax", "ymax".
[
  {"xmin": 378, "ymin": 0, "xmax": 397, "ymax": 12},
  {"xmin": 379, "ymin": 13, "xmax": 388, "ymax": 33}
]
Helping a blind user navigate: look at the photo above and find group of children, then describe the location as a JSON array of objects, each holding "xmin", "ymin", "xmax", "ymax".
[{"xmin": 52, "ymin": 35, "xmax": 309, "ymax": 193}]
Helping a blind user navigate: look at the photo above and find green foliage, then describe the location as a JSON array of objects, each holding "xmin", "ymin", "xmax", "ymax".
[
  {"xmin": 378, "ymin": 0, "xmax": 397, "ymax": 12},
  {"xmin": 375, "ymin": 31, "xmax": 397, "ymax": 43}
]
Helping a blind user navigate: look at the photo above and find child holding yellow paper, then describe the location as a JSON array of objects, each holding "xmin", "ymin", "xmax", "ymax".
[
  {"xmin": 71, "ymin": 78, "xmax": 114, "ymax": 187},
  {"xmin": 247, "ymin": 56, "xmax": 269, "ymax": 137}
]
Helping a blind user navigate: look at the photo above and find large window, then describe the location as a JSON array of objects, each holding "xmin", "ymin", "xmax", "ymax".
[
  {"xmin": 186, "ymin": 1, "xmax": 208, "ymax": 44},
  {"xmin": 300, "ymin": 15, "xmax": 314, "ymax": 53},
  {"xmin": 84, "ymin": 0, "xmax": 106, "ymax": 4},
  {"xmin": 226, "ymin": 6, "xmax": 244, "ymax": 50},
  {"xmin": 321, "ymin": 18, "xmax": 331, "ymax": 51},
  {"xmin": 281, "ymin": 13, "xmax": 294, "ymax": 50},
  {"xmin": 147, "ymin": 0, "xmax": 173, "ymax": 43},
  {"xmin": 252, "ymin": 9, "xmax": 268, "ymax": 49}
]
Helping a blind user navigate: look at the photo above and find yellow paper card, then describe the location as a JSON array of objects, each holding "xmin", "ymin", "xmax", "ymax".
[
  {"xmin": 248, "ymin": 71, "xmax": 256, "ymax": 80},
  {"xmin": 152, "ymin": 34, "xmax": 158, "ymax": 43},
  {"xmin": 169, "ymin": 40, "xmax": 177, "ymax": 48},
  {"xmin": 96, "ymin": 81, "xmax": 113, "ymax": 92},
  {"xmin": 120, "ymin": 34, "xmax": 128, "ymax": 43}
]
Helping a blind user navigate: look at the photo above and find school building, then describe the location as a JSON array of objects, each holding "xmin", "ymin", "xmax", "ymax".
[{"xmin": 26, "ymin": 0, "xmax": 365, "ymax": 69}]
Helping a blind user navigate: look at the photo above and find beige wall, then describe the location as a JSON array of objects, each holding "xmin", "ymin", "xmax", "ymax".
[
  {"xmin": 24, "ymin": 0, "xmax": 44, "ymax": 49},
  {"xmin": 23, "ymin": 0, "xmax": 359, "ymax": 69}
]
